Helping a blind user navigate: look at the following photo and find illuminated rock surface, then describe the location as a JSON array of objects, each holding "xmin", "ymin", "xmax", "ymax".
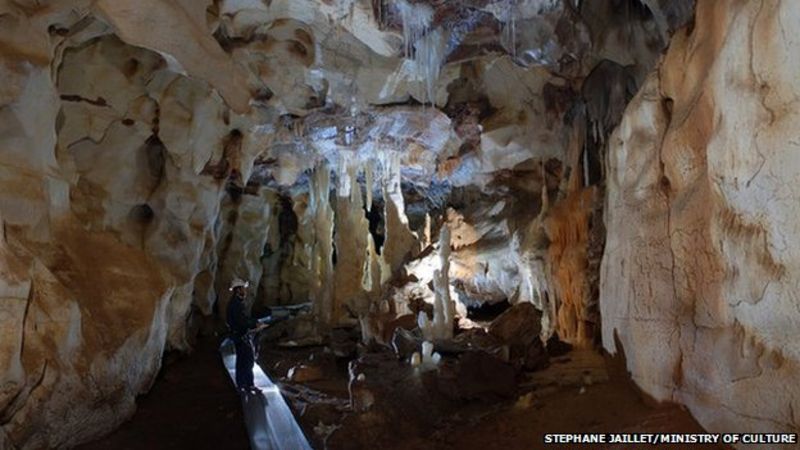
[
  {"xmin": 1, "ymin": 0, "xmax": 798, "ymax": 448},
  {"xmin": 602, "ymin": 0, "xmax": 800, "ymax": 438}
]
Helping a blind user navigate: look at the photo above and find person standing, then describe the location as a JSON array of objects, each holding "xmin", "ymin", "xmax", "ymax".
[{"xmin": 226, "ymin": 279, "xmax": 260, "ymax": 394}]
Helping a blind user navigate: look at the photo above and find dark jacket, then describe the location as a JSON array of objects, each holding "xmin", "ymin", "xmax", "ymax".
[{"xmin": 226, "ymin": 293, "xmax": 256, "ymax": 338}]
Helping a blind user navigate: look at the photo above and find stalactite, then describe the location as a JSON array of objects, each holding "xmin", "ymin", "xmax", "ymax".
[
  {"xmin": 395, "ymin": 0, "xmax": 444, "ymax": 105},
  {"xmin": 396, "ymin": 0, "xmax": 434, "ymax": 59},
  {"xmin": 502, "ymin": 0, "xmax": 518, "ymax": 59},
  {"xmin": 416, "ymin": 30, "xmax": 446, "ymax": 105}
]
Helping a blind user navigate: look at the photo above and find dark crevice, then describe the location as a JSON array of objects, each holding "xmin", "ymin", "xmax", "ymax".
[
  {"xmin": 278, "ymin": 195, "xmax": 299, "ymax": 242},
  {"xmin": 365, "ymin": 201, "xmax": 386, "ymax": 255},
  {"xmin": 466, "ymin": 299, "xmax": 511, "ymax": 322},
  {"xmin": 130, "ymin": 204, "xmax": 155, "ymax": 225},
  {"xmin": 59, "ymin": 94, "xmax": 109, "ymax": 107},
  {"xmin": 19, "ymin": 285, "xmax": 33, "ymax": 363},
  {"xmin": 144, "ymin": 136, "xmax": 166, "ymax": 181}
]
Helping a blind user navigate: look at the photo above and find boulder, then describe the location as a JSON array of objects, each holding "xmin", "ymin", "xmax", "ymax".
[
  {"xmin": 545, "ymin": 334, "xmax": 573, "ymax": 357},
  {"xmin": 287, "ymin": 364, "xmax": 324, "ymax": 383},
  {"xmin": 329, "ymin": 327, "xmax": 359, "ymax": 358},
  {"xmin": 488, "ymin": 302, "xmax": 542, "ymax": 346},
  {"xmin": 449, "ymin": 328, "xmax": 505, "ymax": 357},
  {"xmin": 381, "ymin": 313, "xmax": 417, "ymax": 344},
  {"xmin": 391, "ymin": 327, "xmax": 422, "ymax": 360},
  {"xmin": 522, "ymin": 340, "xmax": 550, "ymax": 372}
]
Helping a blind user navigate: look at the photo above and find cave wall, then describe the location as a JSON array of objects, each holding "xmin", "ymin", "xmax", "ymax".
[
  {"xmin": 215, "ymin": 186, "xmax": 280, "ymax": 315},
  {"xmin": 0, "ymin": 3, "xmax": 273, "ymax": 447},
  {"xmin": 602, "ymin": 0, "xmax": 800, "ymax": 439}
]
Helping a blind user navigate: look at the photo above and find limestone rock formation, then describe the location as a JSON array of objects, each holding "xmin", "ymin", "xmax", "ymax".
[
  {"xmin": 0, "ymin": 2, "xmax": 269, "ymax": 446},
  {"xmin": 602, "ymin": 0, "xmax": 800, "ymax": 441},
  {"xmin": 4, "ymin": 0, "xmax": 800, "ymax": 448}
]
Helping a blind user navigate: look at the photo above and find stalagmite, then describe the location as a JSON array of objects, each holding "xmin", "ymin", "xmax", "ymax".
[
  {"xmin": 380, "ymin": 151, "xmax": 419, "ymax": 275},
  {"xmin": 309, "ymin": 164, "xmax": 336, "ymax": 327},
  {"xmin": 417, "ymin": 340, "xmax": 441, "ymax": 368},
  {"xmin": 419, "ymin": 224, "xmax": 454, "ymax": 341},
  {"xmin": 334, "ymin": 155, "xmax": 375, "ymax": 328}
]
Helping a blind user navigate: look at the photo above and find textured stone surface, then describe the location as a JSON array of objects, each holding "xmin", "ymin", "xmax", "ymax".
[
  {"xmin": 0, "ymin": 221, "xmax": 172, "ymax": 449},
  {"xmin": 14, "ymin": 0, "xmax": 799, "ymax": 448},
  {"xmin": 0, "ymin": 2, "xmax": 268, "ymax": 446},
  {"xmin": 602, "ymin": 0, "xmax": 800, "ymax": 441},
  {"xmin": 488, "ymin": 302, "xmax": 542, "ymax": 346}
]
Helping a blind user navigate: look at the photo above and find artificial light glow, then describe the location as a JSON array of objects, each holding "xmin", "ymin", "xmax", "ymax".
[{"xmin": 220, "ymin": 339, "xmax": 313, "ymax": 450}]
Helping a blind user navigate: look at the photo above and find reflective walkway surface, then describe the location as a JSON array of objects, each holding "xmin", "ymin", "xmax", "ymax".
[{"xmin": 220, "ymin": 339, "xmax": 313, "ymax": 450}]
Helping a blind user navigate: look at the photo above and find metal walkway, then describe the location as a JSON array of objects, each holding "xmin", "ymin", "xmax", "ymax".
[{"xmin": 220, "ymin": 339, "xmax": 313, "ymax": 450}]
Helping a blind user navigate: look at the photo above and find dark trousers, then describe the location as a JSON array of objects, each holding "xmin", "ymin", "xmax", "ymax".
[{"xmin": 233, "ymin": 336, "xmax": 255, "ymax": 389}]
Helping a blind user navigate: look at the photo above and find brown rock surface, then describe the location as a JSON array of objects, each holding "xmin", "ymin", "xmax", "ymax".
[
  {"xmin": 288, "ymin": 364, "xmax": 325, "ymax": 383},
  {"xmin": 488, "ymin": 301, "xmax": 542, "ymax": 346}
]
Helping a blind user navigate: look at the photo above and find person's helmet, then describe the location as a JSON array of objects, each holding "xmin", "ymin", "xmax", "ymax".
[{"xmin": 229, "ymin": 278, "xmax": 250, "ymax": 291}]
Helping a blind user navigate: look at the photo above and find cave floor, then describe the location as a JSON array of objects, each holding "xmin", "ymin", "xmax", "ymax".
[
  {"xmin": 264, "ymin": 346, "xmax": 731, "ymax": 450},
  {"xmin": 407, "ymin": 350, "xmax": 732, "ymax": 450},
  {"xmin": 78, "ymin": 340, "xmax": 728, "ymax": 450},
  {"xmin": 77, "ymin": 334, "xmax": 250, "ymax": 450}
]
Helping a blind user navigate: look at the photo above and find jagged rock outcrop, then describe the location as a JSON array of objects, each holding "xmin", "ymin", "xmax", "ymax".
[{"xmin": 602, "ymin": 0, "xmax": 800, "ymax": 442}]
